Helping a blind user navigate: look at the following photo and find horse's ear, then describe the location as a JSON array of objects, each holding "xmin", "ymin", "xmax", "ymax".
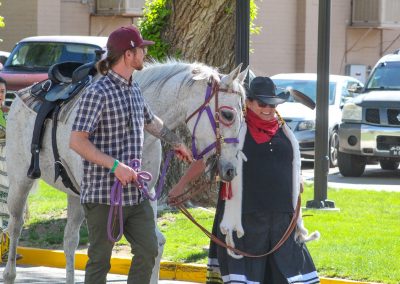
[
  {"xmin": 222, "ymin": 63, "xmax": 243, "ymax": 84},
  {"xmin": 237, "ymin": 65, "xmax": 249, "ymax": 84}
]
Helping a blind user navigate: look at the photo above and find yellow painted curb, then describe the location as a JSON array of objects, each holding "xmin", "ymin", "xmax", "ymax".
[{"xmin": 16, "ymin": 247, "xmax": 374, "ymax": 284}]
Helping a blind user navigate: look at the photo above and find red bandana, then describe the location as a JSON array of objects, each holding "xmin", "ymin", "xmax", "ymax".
[{"xmin": 245, "ymin": 108, "xmax": 279, "ymax": 144}]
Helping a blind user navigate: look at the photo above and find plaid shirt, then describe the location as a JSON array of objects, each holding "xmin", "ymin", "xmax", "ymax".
[{"xmin": 72, "ymin": 70, "xmax": 154, "ymax": 206}]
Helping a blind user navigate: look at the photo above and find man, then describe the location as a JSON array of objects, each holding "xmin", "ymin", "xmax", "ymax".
[{"xmin": 70, "ymin": 26, "xmax": 192, "ymax": 284}]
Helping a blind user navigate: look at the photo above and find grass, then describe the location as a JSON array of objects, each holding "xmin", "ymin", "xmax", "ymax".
[{"xmin": 21, "ymin": 180, "xmax": 400, "ymax": 283}]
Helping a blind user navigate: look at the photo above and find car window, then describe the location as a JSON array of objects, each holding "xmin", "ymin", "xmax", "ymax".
[
  {"xmin": 340, "ymin": 80, "xmax": 359, "ymax": 105},
  {"xmin": 273, "ymin": 79, "xmax": 336, "ymax": 104},
  {"xmin": 365, "ymin": 61, "xmax": 400, "ymax": 90},
  {"xmin": 5, "ymin": 42, "xmax": 101, "ymax": 70}
]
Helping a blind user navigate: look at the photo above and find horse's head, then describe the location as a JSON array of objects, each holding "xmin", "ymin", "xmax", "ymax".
[{"xmin": 185, "ymin": 64, "xmax": 248, "ymax": 182}]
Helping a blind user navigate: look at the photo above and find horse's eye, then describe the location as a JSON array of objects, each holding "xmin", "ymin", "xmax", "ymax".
[
  {"xmin": 219, "ymin": 106, "xmax": 236, "ymax": 126},
  {"xmin": 221, "ymin": 110, "xmax": 234, "ymax": 121}
]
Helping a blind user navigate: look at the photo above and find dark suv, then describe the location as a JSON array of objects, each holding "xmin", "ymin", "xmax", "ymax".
[
  {"xmin": 0, "ymin": 35, "xmax": 107, "ymax": 106},
  {"xmin": 338, "ymin": 50, "xmax": 400, "ymax": 176}
]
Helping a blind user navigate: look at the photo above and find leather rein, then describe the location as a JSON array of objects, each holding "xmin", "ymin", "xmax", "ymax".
[
  {"xmin": 178, "ymin": 78, "xmax": 301, "ymax": 257},
  {"xmin": 177, "ymin": 195, "xmax": 301, "ymax": 258},
  {"xmin": 177, "ymin": 81, "xmax": 301, "ymax": 258}
]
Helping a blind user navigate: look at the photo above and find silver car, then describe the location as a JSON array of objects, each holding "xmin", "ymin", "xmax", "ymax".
[{"xmin": 271, "ymin": 73, "xmax": 363, "ymax": 167}]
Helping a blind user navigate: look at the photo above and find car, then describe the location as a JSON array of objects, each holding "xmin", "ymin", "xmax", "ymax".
[
  {"xmin": 0, "ymin": 51, "xmax": 10, "ymax": 69},
  {"xmin": 338, "ymin": 50, "xmax": 400, "ymax": 176},
  {"xmin": 271, "ymin": 73, "xmax": 363, "ymax": 167},
  {"xmin": 0, "ymin": 35, "xmax": 107, "ymax": 106}
]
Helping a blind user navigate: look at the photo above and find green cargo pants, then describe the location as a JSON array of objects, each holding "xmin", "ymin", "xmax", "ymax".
[{"xmin": 83, "ymin": 200, "xmax": 158, "ymax": 284}]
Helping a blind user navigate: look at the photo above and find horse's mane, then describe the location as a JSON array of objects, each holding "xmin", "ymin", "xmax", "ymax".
[
  {"xmin": 15, "ymin": 59, "xmax": 221, "ymax": 114},
  {"xmin": 135, "ymin": 59, "xmax": 221, "ymax": 94}
]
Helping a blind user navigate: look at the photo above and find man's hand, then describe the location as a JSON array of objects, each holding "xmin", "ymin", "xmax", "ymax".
[
  {"xmin": 114, "ymin": 162, "xmax": 138, "ymax": 187},
  {"xmin": 173, "ymin": 143, "xmax": 193, "ymax": 163}
]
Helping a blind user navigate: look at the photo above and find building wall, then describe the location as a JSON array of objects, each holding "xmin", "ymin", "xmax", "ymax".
[
  {"xmin": 0, "ymin": 0, "xmax": 140, "ymax": 52},
  {"xmin": 0, "ymin": 0, "xmax": 38, "ymax": 51},
  {"xmin": 1, "ymin": 0, "xmax": 400, "ymax": 77},
  {"xmin": 330, "ymin": 0, "xmax": 352, "ymax": 75},
  {"xmin": 250, "ymin": 0, "xmax": 298, "ymax": 76},
  {"xmin": 60, "ymin": 0, "xmax": 91, "ymax": 35},
  {"xmin": 37, "ymin": 0, "xmax": 61, "ymax": 35},
  {"xmin": 90, "ymin": 16, "xmax": 136, "ymax": 37},
  {"xmin": 303, "ymin": 0, "xmax": 318, "ymax": 73},
  {"xmin": 250, "ymin": 0, "xmax": 400, "ymax": 79}
]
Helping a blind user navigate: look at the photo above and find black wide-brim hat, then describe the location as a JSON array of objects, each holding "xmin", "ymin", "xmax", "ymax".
[{"xmin": 247, "ymin": 76, "xmax": 289, "ymax": 105}]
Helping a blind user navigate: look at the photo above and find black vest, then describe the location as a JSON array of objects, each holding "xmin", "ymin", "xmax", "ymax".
[{"xmin": 242, "ymin": 128, "xmax": 294, "ymax": 214}]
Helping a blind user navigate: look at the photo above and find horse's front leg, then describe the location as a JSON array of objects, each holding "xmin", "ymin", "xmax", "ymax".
[
  {"xmin": 3, "ymin": 179, "xmax": 35, "ymax": 284},
  {"xmin": 63, "ymin": 194, "xmax": 85, "ymax": 284},
  {"xmin": 150, "ymin": 199, "xmax": 166, "ymax": 284}
]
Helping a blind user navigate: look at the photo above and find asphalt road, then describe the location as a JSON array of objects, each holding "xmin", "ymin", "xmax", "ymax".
[{"xmin": 301, "ymin": 161, "xmax": 400, "ymax": 191}]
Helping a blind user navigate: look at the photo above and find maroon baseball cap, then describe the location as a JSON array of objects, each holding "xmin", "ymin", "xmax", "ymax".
[{"xmin": 107, "ymin": 26, "xmax": 154, "ymax": 52}]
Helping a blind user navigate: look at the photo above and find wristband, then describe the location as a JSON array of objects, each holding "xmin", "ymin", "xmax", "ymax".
[{"xmin": 110, "ymin": 159, "xmax": 119, "ymax": 174}]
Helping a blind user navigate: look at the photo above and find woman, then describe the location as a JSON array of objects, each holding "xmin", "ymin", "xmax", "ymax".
[{"xmin": 169, "ymin": 76, "xmax": 319, "ymax": 284}]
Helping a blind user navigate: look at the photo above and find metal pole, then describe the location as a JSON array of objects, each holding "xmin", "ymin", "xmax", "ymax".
[
  {"xmin": 306, "ymin": 0, "xmax": 335, "ymax": 209},
  {"xmin": 235, "ymin": 0, "xmax": 250, "ymax": 70}
]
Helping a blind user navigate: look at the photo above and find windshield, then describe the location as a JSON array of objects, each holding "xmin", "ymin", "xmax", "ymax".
[
  {"xmin": 365, "ymin": 61, "xmax": 400, "ymax": 90},
  {"xmin": 5, "ymin": 42, "xmax": 101, "ymax": 71},
  {"xmin": 272, "ymin": 79, "xmax": 336, "ymax": 104}
]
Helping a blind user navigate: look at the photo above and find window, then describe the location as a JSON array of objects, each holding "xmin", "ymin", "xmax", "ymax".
[
  {"xmin": 273, "ymin": 79, "xmax": 336, "ymax": 105},
  {"xmin": 5, "ymin": 42, "xmax": 101, "ymax": 71},
  {"xmin": 366, "ymin": 61, "xmax": 400, "ymax": 90}
]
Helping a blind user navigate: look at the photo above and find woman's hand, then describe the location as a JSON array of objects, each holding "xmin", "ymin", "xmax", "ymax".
[
  {"xmin": 167, "ymin": 182, "xmax": 186, "ymax": 206},
  {"xmin": 167, "ymin": 159, "xmax": 206, "ymax": 206},
  {"xmin": 173, "ymin": 143, "xmax": 193, "ymax": 163}
]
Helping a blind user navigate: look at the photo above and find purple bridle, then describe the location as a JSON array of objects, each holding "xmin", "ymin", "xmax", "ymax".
[{"xmin": 185, "ymin": 78, "xmax": 241, "ymax": 160}]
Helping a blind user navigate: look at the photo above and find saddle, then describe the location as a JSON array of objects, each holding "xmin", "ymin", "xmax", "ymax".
[{"xmin": 27, "ymin": 61, "xmax": 97, "ymax": 195}]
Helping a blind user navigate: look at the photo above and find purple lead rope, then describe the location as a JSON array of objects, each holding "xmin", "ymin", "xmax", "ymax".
[{"xmin": 107, "ymin": 153, "xmax": 174, "ymax": 242}]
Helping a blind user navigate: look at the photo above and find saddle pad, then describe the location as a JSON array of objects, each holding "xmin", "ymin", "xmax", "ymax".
[
  {"xmin": 17, "ymin": 86, "xmax": 42, "ymax": 113},
  {"xmin": 16, "ymin": 83, "xmax": 86, "ymax": 123}
]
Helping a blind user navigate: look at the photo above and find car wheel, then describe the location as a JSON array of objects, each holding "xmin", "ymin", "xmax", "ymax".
[
  {"xmin": 329, "ymin": 130, "xmax": 339, "ymax": 168},
  {"xmin": 379, "ymin": 160, "xmax": 399, "ymax": 170},
  {"xmin": 337, "ymin": 151, "xmax": 366, "ymax": 177}
]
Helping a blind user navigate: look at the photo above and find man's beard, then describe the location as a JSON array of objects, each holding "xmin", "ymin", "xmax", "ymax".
[{"xmin": 135, "ymin": 63, "xmax": 143, "ymax": 71}]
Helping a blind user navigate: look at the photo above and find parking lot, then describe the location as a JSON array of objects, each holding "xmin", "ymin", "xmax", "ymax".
[{"xmin": 301, "ymin": 161, "xmax": 400, "ymax": 191}]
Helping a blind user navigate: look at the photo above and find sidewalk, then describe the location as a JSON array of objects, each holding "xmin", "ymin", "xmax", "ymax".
[
  {"xmin": 0, "ymin": 265, "xmax": 198, "ymax": 284},
  {"xmin": 7, "ymin": 246, "xmax": 375, "ymax": 284}
]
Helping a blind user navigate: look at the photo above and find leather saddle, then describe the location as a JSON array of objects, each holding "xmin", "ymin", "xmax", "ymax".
[
  {"xmin": 27, "ymin": 61, "xmax": 97, "ymax": 194},
  {"xmin": 30, "ymin": 61, "xmax": 96, "ymax": 105}
]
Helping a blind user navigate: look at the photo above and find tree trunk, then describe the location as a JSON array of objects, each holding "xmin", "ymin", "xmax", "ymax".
[
  {"xmin": 158, "ymin": 0, "xmax": 237, "ymax": 208},
  {"xmin": 163, "ymin": 0, "xmax": 236, "ymax": 73}
]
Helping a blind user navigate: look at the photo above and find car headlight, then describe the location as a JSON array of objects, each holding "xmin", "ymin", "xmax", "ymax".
[
  {"xmin": 297, "ymin": 120, "xmax": 315, "ymax": 131},
  {"xmin": 341, "ymin": 103, "xmax": 362, "ymax": 122}
]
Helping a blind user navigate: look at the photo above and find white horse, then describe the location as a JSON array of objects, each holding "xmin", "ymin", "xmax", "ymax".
[{"xmin": 3, "ymin": 60, "xmax": 247, "ymax": 284}]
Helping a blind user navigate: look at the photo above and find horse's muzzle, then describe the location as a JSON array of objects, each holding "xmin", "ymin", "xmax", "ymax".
[{"xmin": 218, "ymin": 162, "xmax": 237, "ymax": 182}]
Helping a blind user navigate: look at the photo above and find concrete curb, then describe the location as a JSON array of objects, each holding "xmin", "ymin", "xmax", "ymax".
[{"xmin": 15, "ymin": 247, "xmax": 374, "ymax": 284}]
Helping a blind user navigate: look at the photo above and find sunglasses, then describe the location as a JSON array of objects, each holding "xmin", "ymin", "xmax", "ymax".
[{"xmin": 255, "ymin": 100, "xmax": 276, "ymax": 108}]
